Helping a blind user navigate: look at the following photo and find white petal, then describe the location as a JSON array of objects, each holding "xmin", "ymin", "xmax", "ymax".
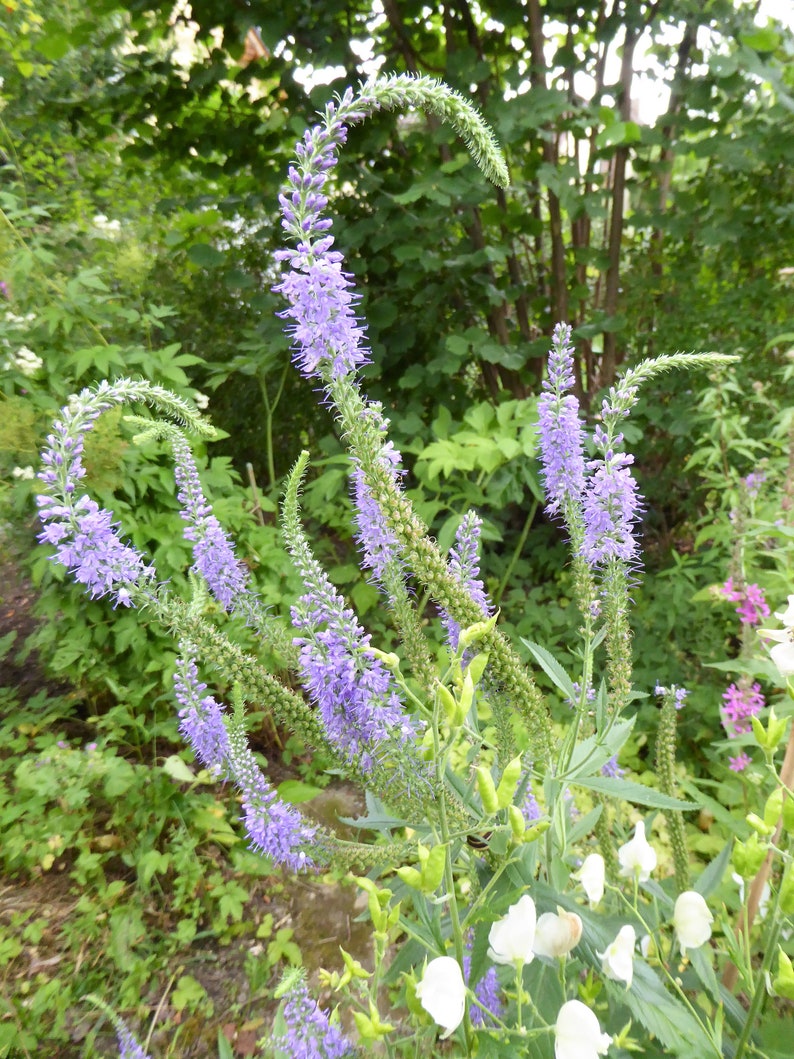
[
  {"xmin": 555, "ymin": 999, "xmax": 612, "ymax": 1059},
  {"xmin": 598, "ymin": 924, "xmax": 636, "ymax": 988},
  {"xmin": 533, "ymin": 909, "xmax": 583, "ymax": 958},
  {"xmin": 416, "ymin": 956, "xmax": 465, "ymax": 1037},
  {"xmin": 673, "ymin": 892, "xmax": 713, "ymax": 953},
  {"xmin": 575, "ymin": 854, "xmax": 605, "ymax": 906},
  {"xmin": 488, "ymin": 894, "xmax": 536, "ymax": 966}
]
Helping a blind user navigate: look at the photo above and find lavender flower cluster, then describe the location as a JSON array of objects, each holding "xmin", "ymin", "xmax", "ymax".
[
  {"xmin": 36, "ymin": 384, "xmax": 160, "ymax": 608},
  {"xmin": 272, "ymin": 972, "xmax": 357, "ymax": 1059},
  {"xmin": 536, "ymin": 323, "xmax": 641, "ymax": 567}
]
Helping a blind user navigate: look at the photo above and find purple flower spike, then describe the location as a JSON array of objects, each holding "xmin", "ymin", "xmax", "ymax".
[
  {"xmin": 171, "ymin": 432, "xmax": 251, "ymax": 610},
  {"xmin": 351, "ymin": 407, "xmax": 404, "ymax": 581},
  {"xmin": 37, "ymin": 393, "xmax": 156, "ymax": 607},
  {"xmin": 116, "ymin": 1024, "xmax": 151, "ymax": 1059},
  {"xmin": 273, "ymin": 971, "xmax": 356, "ymax": 1059},
  {"xmin": 580, "ymin": 445, "xmax": 641, "ymax": 566},
  {"xmin": 173, "ymin": 646, "xmax": 322, "ymax": 872},
  {"xmin": 444, "ymin": 510, "xmax": 492, "ymax": 650},
  {"xmin": 173, "ymin": 652, "xmax": 229, "ymax": 774},
  {"xmin": 274, "ymin": 90, "xmax": 376, "ymax": 382},
  {"xmin": 537, "ymin": 323, "xmax": 587, "ymax": 517},
  {"xmin": 291, "ymin": 571, "xmax": 420, "ymax": 768}
]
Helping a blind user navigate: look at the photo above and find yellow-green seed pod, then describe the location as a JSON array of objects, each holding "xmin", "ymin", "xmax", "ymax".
[
  {"xmin": 466, "ymin": 652, "xmax": 490, "ymax": 686},
  {"xmin": 475, "ymin": 766, "xmax": 499, "ymax": 815},
  {"xmin": 508, "ymin": 804, "xmax": 525, "ymax": 841},
  {"xmin": 420, "ymin": 844, "xmax": 447, "ymax": 893},
  {"xmin": 436, "ymin": 682, "xmax": 459, "ymax": 726},
  {"xmin": 496, "ymin": 755, "xmax": 522, "ymax": 809}
]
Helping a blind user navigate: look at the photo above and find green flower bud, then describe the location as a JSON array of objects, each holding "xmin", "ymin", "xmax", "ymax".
[
  {"xmin": 772, "ymin": 949, "xmax": 794, "ymax": 1000},
  {"xmin": 732, "ymin": 833, "xmax": 766, "ymax": 879}
]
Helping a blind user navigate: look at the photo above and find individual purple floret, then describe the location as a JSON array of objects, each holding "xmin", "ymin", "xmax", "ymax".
[
  {"xmin": 536, "ymin": 323, "xmax": 587, "ymax": 517},
  {"xmin": 273, "ymin": 971, "xmax": 357, "ymax": 1059},
  {"xmin": 37, "ymin": 393, "xmax": 156, "ymax": 607},
  {"xmin": 743, "ymin": 470, "xmax": 766, "ymax": 499},
  {"xmin": 274, "ymin": 90, "xmax": 374, "ymax": 381},
  {"xmin": 601, "ymin": 755, "xmax": 624, "ymax": 779},
  {"xmin": 444, "ymin": 510, "xmax": 493, "ymax": 650},
  {"xmin": 580, "ymin": 426, "xmax": 642, "ymax": 566},
  {"xmin": 729, "ymin": 752, "xmax": 751, "ymax": 773},
  {"xmin": 171, "ymin": 431, "xmax": 250, "ymax": 610}
]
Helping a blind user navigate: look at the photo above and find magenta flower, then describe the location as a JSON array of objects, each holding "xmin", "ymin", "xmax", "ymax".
[
  {"xmin": 729, "ymin": 752, "xmax": 751, "ymax": 773},
  {"xmin": 721, "ymin": 682, "xmax": 765, "ymax": 737},
  {"xmin": 721, "ymin": 579, "xmax": 770, "ymax": 626}
]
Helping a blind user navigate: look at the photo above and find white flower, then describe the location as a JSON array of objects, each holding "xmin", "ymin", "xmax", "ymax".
[
  {"xmin": 193, "ymin": 390, "xmax": 210, "ymax": 410},
  {"xmin": 488, "ymin": 894, "xmax": 536, "ymax": 966},
  {"xmin": 11, "ymin": 345, "xmax": 43, "ymax": 376},
  {"xmin": 759, "ymin": 596, "xmax": 794, "ymax": 677},
  {"xmin": 598, "ymin": 924, "xmax": 636, "ymax": 988},
  {"xmin": 574, "ymin": 853, "xmax": 605, "ymax": 906},
  {"xmin": 673, "ymin": 892, "xmax": 713, "ymax": 954},
  {"xmin": 618, "ymin": 821, "xmax": 657, "ymax": 882},
  {"xmin": 533, "ymin": 908, "xmax": 583, "ymax": 958},
  {"xmin": 12, "ymin": 466, "xmax": 34, "ymax": 480},
  {"xmin": 415, "ymin": 956, "xmax": 465, "ymax": 1038},
  {"xmin": 555, "ymin": 999, "xmax": 612, "ymax": 1059},
  {"xmin": 92, "ymin": 214, "xmax": 121, "ymax": 237},
  {"xmin": 775, "ymin": 595, "xmax": 794, "ymax": 626}
]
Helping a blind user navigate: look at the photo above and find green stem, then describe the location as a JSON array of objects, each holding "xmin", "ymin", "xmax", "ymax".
[{"xmin": 494, "ymin": 498, "xmax": 538, "ymax": 606}]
